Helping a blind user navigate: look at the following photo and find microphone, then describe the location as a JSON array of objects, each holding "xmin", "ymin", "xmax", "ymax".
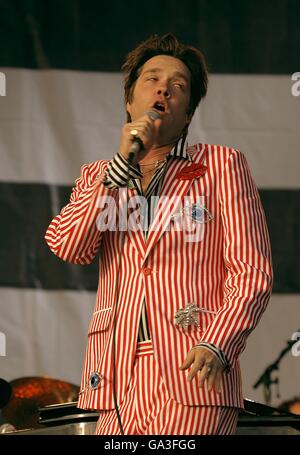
[
  {"xmin": 128, "ymin": 109, "xmax": 162, "ymax": 163},
  {"xmin": 145, "ymin": 109, "xmax": 163, "ymax": 121}
]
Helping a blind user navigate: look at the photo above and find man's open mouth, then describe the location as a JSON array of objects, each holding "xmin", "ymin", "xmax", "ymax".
[{"xmin": 152, "ymin": 101, "xmax": 166, "ymax": 112}]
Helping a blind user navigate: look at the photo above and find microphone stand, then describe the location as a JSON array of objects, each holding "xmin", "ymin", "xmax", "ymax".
[{"xmin": 253, "ymin": 331, "xmax": 300, "ymax": 405}]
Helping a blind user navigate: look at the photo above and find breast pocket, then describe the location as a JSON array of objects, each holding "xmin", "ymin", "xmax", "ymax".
[{"xmin": 88, "ymin": 307, "xmax": 112, "ymax": 335}]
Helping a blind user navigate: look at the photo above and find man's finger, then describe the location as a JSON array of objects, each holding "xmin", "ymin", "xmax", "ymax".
[
  {"xmin": 206, "ymin": 365, "xmax": 217, "ymax": 391},
  {"xmin": 186, "ymin": 358, "xmax": 205, "ymax": 381},
  {"xmin": 213, "ymin": 369, "xmax": 223, "ymax": 393},
  {"xmin": 179, "ymin": 351, "xmax": 195, "ymax": 370},
  {"xmin": 198, "ymin": 364, "xmax": 223, "ymax": 392},
  {"xmin": 197, "ymin": 362, "xmax": 214, "ymax": 387}
]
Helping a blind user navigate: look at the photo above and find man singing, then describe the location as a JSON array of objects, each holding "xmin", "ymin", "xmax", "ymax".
[{"xmin": 45, "ymin": 33, "xmax": 273, "ymax": 434}]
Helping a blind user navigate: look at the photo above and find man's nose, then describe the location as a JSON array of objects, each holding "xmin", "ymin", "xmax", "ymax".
[{"xmin": 157, "ymin": 87, "xmax": 171, "ymax": 98}]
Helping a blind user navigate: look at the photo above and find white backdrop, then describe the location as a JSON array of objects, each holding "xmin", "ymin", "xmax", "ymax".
[{"xmin": 0, "ymin": 69, "xmax": 299, "ymax": 407}]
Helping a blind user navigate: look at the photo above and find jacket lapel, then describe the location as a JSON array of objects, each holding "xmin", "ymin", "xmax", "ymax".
[
  {"xmin": 123, "ymin": 143, "xmax": 207, "ymax": 262},
  {"xmin": 142, "ymin": 151, "xmax": 199, "ymax": 263},
  {"xmin": 117, "ymin": 186, "xmax": 146, "ymax": 259}
]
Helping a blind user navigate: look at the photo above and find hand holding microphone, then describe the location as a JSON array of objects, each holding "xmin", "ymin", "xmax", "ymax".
[{"xmin": 119, "ymin": 109, "xmax": 162, "ymax": 165}]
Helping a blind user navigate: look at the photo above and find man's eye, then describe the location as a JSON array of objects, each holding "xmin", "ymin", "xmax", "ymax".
[
  {"xmin": 147, "ymin": 77, "xmax": 157, "ymax": 81},
  {"xmin": 174, "ymin": 83, "xmax": 184, "ymax": 89}
]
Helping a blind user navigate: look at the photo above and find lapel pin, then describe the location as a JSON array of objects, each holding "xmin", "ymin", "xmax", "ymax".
[{"xmin": 174, "ymin": 303, "xmax": 200, "ymax": 329}]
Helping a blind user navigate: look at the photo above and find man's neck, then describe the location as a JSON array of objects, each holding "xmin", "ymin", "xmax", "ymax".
[{"xmin": 140, "ymin": 141, "xmax": 175, "ymax": 165}]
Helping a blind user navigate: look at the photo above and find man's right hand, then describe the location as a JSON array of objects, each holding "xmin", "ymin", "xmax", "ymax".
[{"xmin": 119, "ymin": 113, "xmax": 162, "ymax": 165}]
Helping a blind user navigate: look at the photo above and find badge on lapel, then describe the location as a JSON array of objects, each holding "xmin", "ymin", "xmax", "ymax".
[
  {"xmin": 171, "ymin": 201, "xmax": 214, "ymax": 224},
  {"xmin": 174, "ymin": 303, "xmax": 200, "ymax": 329},
  {"xmin": 185, "ymin": 202, "xmax": 214, "ymax": 223}
]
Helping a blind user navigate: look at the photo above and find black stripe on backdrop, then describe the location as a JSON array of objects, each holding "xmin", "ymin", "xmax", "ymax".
[
  {"xmin": 0, "ymin": 0, "xmax": 299, "ymax": 73},
  {"xmin": 0, "ymin": 182, "xmax": 298, "ymax": 292}
]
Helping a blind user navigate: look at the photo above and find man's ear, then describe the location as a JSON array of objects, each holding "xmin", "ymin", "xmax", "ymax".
[
  {"xmin": 186, "ymin": 112, "xmax": 192, "ymax": 126},
  {"xmin": 126, "ymin": 101, "xmax": 132, "ymax": 117}
]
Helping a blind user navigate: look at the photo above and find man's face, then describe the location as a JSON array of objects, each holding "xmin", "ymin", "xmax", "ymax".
[{"xmin": 126, "ymin": 55, "xmax": 192, "ymax": 145}]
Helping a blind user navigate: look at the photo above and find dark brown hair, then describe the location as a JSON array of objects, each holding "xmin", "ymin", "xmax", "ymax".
[{"xmin": 122, "ymin": 33, "xmax": 208, "ymax": 126}]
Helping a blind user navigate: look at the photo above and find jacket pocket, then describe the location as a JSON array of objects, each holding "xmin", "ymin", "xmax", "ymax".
[
  {"xmin": 88, "ymin": 307, "xmax": 112, "ymax": 334},
  {"xmin": 197, "ymin": 307, "xmax": 217, "ymax": 333}
]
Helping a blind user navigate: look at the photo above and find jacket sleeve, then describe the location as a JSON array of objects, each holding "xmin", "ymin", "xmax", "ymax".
[
  {"xmin": 200, "ymin": 149, "xmax": 273, "ymax": 367},
  {"xmin": 45, "ymin": 160, "xmax": 118, "ymax": 264}
]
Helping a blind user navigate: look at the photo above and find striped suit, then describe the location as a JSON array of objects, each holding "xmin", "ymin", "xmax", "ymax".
[{"xmin": 45, "ymin": 142, "xmax": 273, "ymax": 413}]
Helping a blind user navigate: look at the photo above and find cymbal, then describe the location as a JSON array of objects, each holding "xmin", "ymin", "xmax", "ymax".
[{"xmin": 1, "ymin": 377, "xmax": 79, "ymax": 430}]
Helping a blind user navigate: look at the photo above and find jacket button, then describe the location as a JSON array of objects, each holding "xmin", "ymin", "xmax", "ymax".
[{"xmin": 143, "ymin": 266, "xmax": 153, "ymax": 276}]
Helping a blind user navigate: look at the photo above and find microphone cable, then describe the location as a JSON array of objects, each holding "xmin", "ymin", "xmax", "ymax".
[
  {"xmin": 111, "ymin": 111, "xmax": 160, "ymax": 434},
  {"xmin": 111, "ymin": 228, "xmax": 126, "ymax": 435},
  {"xmin": 111, "ymin": 154, "xmax": 136, "ymax": 435}
]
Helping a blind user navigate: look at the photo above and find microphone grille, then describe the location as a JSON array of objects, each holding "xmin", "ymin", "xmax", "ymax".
[{"xmin": 145, "ymin": 110, "xmax": 162, "ymax": 121}]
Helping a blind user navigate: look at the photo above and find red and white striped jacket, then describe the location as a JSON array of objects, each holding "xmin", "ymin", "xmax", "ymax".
[{"xmin": 45, "ymin": 143, "xmax": 273, "ymax": 410}]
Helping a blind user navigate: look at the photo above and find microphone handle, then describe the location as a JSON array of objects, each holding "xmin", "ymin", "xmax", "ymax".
[
  {"xmin": 128, "ymin": 137, "xmax": 144, "ymax": 164},
  {"xmin": 127, "ymin": 109, "xmax": 162, "ymax": 163}
]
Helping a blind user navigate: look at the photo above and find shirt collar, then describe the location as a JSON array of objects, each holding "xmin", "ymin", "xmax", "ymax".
[{"xmin": 168, "ymin": 136, "xmax": 191, "ymax": 161}]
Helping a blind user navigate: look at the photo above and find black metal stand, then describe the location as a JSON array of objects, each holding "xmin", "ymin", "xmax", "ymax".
[{"xmin": 253, "ymin": 330, "xmax": 300, "ymax": 405}]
